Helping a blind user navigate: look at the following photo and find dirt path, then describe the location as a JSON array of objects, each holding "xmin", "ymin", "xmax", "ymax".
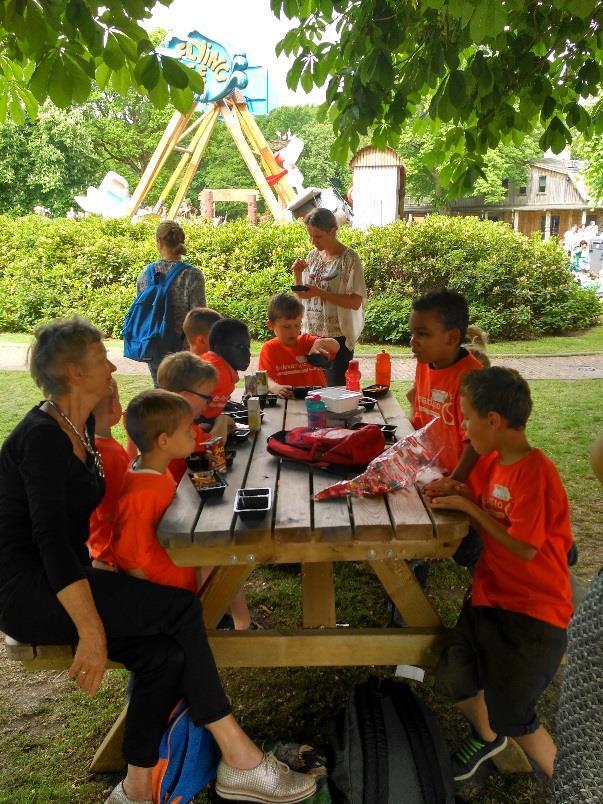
[{"xmin": 2, "ymin": 342, "xmax": 603, "ymax": 380}]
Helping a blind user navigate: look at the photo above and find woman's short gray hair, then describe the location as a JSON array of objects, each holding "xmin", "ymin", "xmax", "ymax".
[{"xmin": 28, "ymin": 316, "xmax": 102, "ymax": 397}]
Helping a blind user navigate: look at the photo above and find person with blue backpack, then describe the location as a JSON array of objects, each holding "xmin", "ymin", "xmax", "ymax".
[{"xmin": 124, "ymin": 221, "xmax": 205, "ymax": 386}]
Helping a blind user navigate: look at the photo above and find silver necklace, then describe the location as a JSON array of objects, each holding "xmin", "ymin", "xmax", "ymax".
[{"xmin": 46, "ymin": 400, "xmax": 105, "ymax": 478}]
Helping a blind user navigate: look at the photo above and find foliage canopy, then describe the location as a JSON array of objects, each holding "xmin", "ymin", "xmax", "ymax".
[
  {"xmin": 272, "ymin": 0, "xmax": 603, "ymax": 195},
  {"xmin": 0, "ymin": 0, "xmax": 203, "ymax": 122}
]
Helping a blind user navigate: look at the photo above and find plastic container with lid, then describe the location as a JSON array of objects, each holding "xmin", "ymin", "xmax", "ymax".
[
  {"xmin": 318, "ymin": 387, "xmax": 363, "ymax": 413},
  {"xmin": 375, "ymin": 350, "xmax": 391, "ymax": 387},
  {"xmin": 345, "ymin": 359, "xmax": 362, "ymax": 391},
  {"xmin": 305, "ymin": 394, "xmax": 327, "ymax": 429}
]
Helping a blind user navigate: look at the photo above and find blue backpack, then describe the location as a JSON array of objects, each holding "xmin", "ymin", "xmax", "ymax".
[
  {"xmin": 151, "ymin": 700, "xmax": 219, "ymax": 803},
  {"xmin": 123, "ymin": 261, "xmax": 190, "ymax": 362}
]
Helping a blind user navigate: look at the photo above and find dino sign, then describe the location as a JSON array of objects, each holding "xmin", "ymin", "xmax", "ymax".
[{"xmin": 162, "ymin": 30, "xmax": 249, "ymax": 103}]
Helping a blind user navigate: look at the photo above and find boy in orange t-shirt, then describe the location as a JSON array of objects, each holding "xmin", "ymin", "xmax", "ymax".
[
  {"xmin": 200, "ymin": 318, "xmax": 251, "ymax": 419},
  {"xmin": 112, "ymin": 389, "xmax": 199, "ymax": 593},
  {"xmin": 408, "ymin": 289, "xmax": 485, "ymax": 571},
  {"xmin": 430, "ymin": 367, "xmax": 572, "ymax": 783},
  {"xmin": 183, "ymin": 306, "xmax": 222, "ymax": 355},
  {"xmin": 88, "ymin": 379, "xmax": 129, "ymax": 570},
  {"xmin": 156, "ymin": 351, "xmax": 227, "ymax": 483},
  {"xmin": 258, "ymin": 293, "xmax": 340, "ymax": 398}
]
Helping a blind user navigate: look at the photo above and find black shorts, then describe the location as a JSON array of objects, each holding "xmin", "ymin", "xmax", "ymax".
[{"xmin": 434, "ymin": 601, "xmax": 567, "ymax": 736}]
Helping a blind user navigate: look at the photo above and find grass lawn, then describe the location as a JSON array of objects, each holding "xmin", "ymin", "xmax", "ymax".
[
  {"xmin": 2, "ymin": 322, "xmax": 603, "ymax": 356},
  {"xmin": 0, "ymin": 371, "xmax": 600, "ymax": 803}
]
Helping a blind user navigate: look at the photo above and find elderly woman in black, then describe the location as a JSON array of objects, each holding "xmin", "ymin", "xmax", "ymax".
[{"xmin": 0, "ymin": 317, "xmax": 314, "ymax": 804}]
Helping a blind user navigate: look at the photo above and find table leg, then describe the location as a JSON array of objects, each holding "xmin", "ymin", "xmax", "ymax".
[
  {"xmin": 370, "ymin": 557, "xmax": 441, "ymax": 627},
  {"xmin": 89, "ymin": 704, "xmax": 127, "ymax": 772},
  {"xmin": 201, "ymin": 565, "xmax": 256, "ymax": 628},
  {"xmin": 302, "ymin": 562, "xmax": 336, "ymax": 628}
]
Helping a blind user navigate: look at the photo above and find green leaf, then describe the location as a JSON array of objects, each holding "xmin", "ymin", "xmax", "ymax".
[
  {"xmin": 287, "ymin": 57, "xmax": 304, "ymax": 90},
  {"xmin": 469, "ymin": 3, "xmax": 489, "ymax": 43},
  {"xmin": 111, "ymin": 64, "xmax": 131, "ymax": 96},
  {"xmin": 28, "ymin": 54, "xmax": 55, "ymax": 102},
  {"xmin": 447, "ymin": 70, "xmax": 466, "ymax": 108},
  {"xmin": 134, "ymin": 54, "xmax": 160, "ymax": 90},
  {"xmin": 0, "ymin": 87, "xmax": 7, "ymax": 123},
  {"xmin": 23, "ymin": 2, "xmax": 47, "ymax": 54},
  {"xmin": 161, "ymin": 56, "xmax": 189, "ymax": 89},
  {"xmin": 14, "ymin": 84, "xmax": 38, "ymax": 119},
  {"xmin": 47, "ymin": 56, "xmax": 72, "ymax": 108},
  {"xmin": 104, "ymin": 34, "xmax": 126, "ymax": 71},
  {"xmin": 64, "ymin": 55, "xmax": 91, "ymax": 103},
  {"xmin": 148, "ymin": 76, "xmax": 169, "ymax": 107},
  {"xmin": 9, "ymin": 90, "xmax": 25, "ymax": 124},
  {"xmin": 95, "ymin": 62, "xmax": 112, "ymax": 91},
  {"xmin": 169, "ymin": 84, "xmax": 194, "ymax": 113},
  {"xmin": 114, "ymin": 32, "xmax": 139, "ymax": 62}
]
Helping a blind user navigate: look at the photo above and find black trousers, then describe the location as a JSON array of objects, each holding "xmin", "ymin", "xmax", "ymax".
[
  {"xmin": 1, "ymin": 568, "xmax": 231, "ymax": 767},
  {"xmin": 325, "ymin": 335, "xmax": 354, "ymax": 387}
]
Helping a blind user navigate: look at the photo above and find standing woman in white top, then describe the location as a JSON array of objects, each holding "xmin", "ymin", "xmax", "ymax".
[{"xmin": 292, "ymin": 208, "xmax": 367, "ymax": 386}]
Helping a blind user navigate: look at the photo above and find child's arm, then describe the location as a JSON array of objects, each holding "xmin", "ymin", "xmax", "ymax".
[
  {"xmin": 267, "ymin": 376, "xmax": 293, "ymax": 398},
  {"xmin": 406, "ymin": 384, "xmax": 416, "ymax": 420},
  {"xmin": 209, "ymin": 414, "xmax": 235, "ymax": 440},
  {"xmin": 424, "ymin": 443, "xmax": 479, "ymax": 497},
  {"xmin": 429, "ymin": 495, "xmax": 537, "ymax": 561},
  {"xmin": 309, "ymin": 337, "xmax": 340, "ymax": 356}
]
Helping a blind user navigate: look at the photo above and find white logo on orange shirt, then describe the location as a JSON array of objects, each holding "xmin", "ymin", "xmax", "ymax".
[
  {"xmin": 431, "ymin": 389, "xmax": 448, "ymax": 403},
  {"xmin": 492, "ymin": 484, "xmax": 511, "ymax": 501}
]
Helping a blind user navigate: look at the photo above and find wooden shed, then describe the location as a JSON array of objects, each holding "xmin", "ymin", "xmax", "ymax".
[{"xmin": 349, "ymin": 147, "xmax": 405, "ymax": 229}]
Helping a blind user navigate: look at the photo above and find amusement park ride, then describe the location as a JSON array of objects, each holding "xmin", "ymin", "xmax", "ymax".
[{"xmin": 75, "ymin": 30, "xmax": 351, "ymax": 224}]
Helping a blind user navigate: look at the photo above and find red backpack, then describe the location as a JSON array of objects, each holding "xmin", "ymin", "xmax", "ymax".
[{"xmin": 267, "ymin": 426, "xmax": 386, "ymax": 473}]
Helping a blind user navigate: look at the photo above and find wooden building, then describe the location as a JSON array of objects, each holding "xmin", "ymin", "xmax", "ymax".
[
  {"xmin": 405, "ymin": 158, "xmax": 602, "ymax": 240},
  {"xmin": 349, "ymin": 147, "xmax": 405, "ymax": 229}
]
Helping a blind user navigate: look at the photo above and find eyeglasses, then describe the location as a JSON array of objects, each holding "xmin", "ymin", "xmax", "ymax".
[{"xmin": 184, "ymin": 389, "xmax": 213, "ymax": 403}]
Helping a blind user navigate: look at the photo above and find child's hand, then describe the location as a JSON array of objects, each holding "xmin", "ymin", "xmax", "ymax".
[
  {"xmin": 423, "ymin": 477, "xmax": 470, "ymax": 498},
  {"xmin": 429, "ymin": 494, "xmax": 473, "ymax": 513},
  {"xmin": 274, "ymin": 383, "xmax": 293, "ymax": 399},
  {"xmin": 309, "ymin": 341, "xmax": 329, "ymax": 357}
]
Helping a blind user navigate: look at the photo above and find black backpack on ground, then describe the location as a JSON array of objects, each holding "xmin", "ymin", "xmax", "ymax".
[{"xmin": 330, "ymin": 676, "xmax": 455, "ymax": 804}]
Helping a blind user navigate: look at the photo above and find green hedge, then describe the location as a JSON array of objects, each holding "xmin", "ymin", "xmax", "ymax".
[{"xmin": 0, "ymin": 214, "xmax": 599, "ymax": 342}]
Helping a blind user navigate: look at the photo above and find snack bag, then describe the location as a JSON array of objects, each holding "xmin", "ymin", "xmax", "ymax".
[{"xmin": 313, "ymin": 418, "xmax": 445, "ymax": 500}]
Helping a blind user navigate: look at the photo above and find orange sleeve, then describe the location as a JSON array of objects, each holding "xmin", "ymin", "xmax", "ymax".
[
  {"xmin": 505, "ymin": 467, "xmax": 550, "ymax": 550},
  {"xmin": 258, "ymin": 341, "xmax": 277, "ymax": 377}
]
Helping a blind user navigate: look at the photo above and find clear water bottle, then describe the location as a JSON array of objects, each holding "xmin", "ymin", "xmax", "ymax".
[
  {"xmin": 345, "ymin": 359, "xmax": 362, "ymax": 391},
  {"xmin": 305, "ymin": 394, "xmax": 327, "ymax": 429}
]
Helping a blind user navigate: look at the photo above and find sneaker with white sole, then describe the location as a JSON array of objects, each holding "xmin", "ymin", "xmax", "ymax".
[
  {"xmin": 452, "ymin": 730, "xmax": 508, "ymax": 781},
  {"xmin": 104, "ymin": 781, "xmax": 151, "ymax": 804},
  {"xmin": 215, "ymin": 751, "xmax": 316, "ymax": 802}
]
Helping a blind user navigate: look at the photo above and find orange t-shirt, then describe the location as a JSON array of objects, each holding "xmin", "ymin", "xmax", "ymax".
[
  {"xmin": 201, "ymin": 351, "xmax": 238, "ymax": 419},
  {"xmin": 169, "ymin": 422, "xmax": 211, "ymax": 484},
  {"xmin": 88, "ymin": 436, "xmax": 129, "ymax": 565},
  {"xmin": 411, "ymin": 350, "xmax": 482, "ymax": 474},
  {"xmin": 470, "ymin": 449, "xmax": 573, "ymax": 629},
  {"xmin": 258, "ymin": 334, "xmax": 327, "ymax": 386},
  {"xmin": 111, "ymin": 469, "xmax": 197, "ymax": 593}
]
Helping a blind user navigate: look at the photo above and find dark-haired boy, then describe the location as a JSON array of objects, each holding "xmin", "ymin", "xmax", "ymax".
[
  {"xmin": 258, "ymin": 293, "xmax": 340, "ymax": 398},
  {"xmin": 112, "ymin": 389, "xmax": 199, "ymax": 593},
  {"xmin": 431, "ymin": 367, "xmax": 573, "ymax": 782},
  {"xmin": 201, "ymin": 318, "xmax": 251, "ymax": 418},
  {"xmin": 183, "ymin": 306, "xmax": 222, "ymax": 355},
  {"xmin": 409, "ymin": 289, "xmax": 484, "ymax": 569}
]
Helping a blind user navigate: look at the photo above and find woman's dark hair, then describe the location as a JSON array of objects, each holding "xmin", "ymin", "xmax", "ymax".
[
  {"xmin": 412, "ymin": 289, "xmax": 469, "ymax": 343},
  {"xmin": 156, "ymin": 220, "xmax": 187, "ymax": 256},
  {"xmin": 28, "ymin": 316, "xmax": 102, "ymax": 397},
  {"xmin": 461, "ymin": 367, "xmax": 532, "ymax": 429},
  {"xmin": 304, "ymin": 208, "xmax": 337, "ymax": 232}
]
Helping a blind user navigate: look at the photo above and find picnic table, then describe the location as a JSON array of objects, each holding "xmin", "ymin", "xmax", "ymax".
[{"xmin": 158, "ymin": 390, "xmax": 468, "ymax": 669}]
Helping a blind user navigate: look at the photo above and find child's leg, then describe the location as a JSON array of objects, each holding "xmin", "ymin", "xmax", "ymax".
[
  {"xmin": 455, "ymin": 690, "xmax": 497, "ymax": 742},
  {"xmin": 230, "ymin": 590, "xmax": 252, "ymax": 630},
  {"xmin": 515, "ymin": 726, "xmax": 556, "ymax": 778}
]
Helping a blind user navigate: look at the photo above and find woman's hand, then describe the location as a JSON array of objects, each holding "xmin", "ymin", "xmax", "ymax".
[
  {"xmin": 68, "ymin": 630, "xmax": 107, "ymax": 696},
  {"xmin": 296, "ymin": 284, "xmax": 322, "ymax": 300},
  {"xmin": 292, "ymin": 258, "xmax": 308, "ymax": 273}
]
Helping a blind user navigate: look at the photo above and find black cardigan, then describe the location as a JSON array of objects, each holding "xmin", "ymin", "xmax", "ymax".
[{"xmin": 0, "ymin": 406, "xmax": 104, "ymax": 612}]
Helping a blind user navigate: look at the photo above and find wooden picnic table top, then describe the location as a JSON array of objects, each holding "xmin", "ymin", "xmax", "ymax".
[{"xmin": 158, "ymin": 390, "xmax": 467, "ymax": 567}]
